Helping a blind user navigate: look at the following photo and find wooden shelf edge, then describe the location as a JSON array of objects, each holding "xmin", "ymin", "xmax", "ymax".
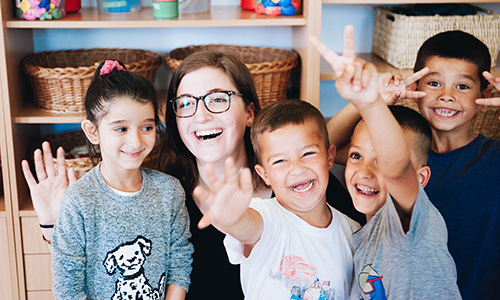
[
  {"xmin": 321, "ymin": 52, "xmax": 500, "ymax": 81},
  {"xmin": 15, "ymin": 105, "xmax": 85, "ymax": 124},
  {"xmin": 6, "ymin": 6, "xmax": 307, "ymax": 29}
]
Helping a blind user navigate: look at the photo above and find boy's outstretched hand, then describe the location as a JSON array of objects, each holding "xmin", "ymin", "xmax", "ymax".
[
  {"xmin": 193, "ymin": 158, "xmax": 254, "ymax": 233},
  {"xmin": 21, "ymin": 142, "xmax": 77, "ymax": 228},
  {"xmin": 477, "ymin": 71, "xmax": 500, "ymax": 109},
  {"xmin": 378, "ymin": 68, "xmax": 429, "ymax": 105},
  {"xmin": 309, "ymin": 25, "xmax": 356, "ymax": 78},
  {"xmin": 310, "ymin": 25, "xmax": 378, "ymax": 108}
]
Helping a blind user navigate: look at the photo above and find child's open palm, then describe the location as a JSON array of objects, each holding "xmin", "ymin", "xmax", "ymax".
[
  {"xmin": 21, "ymin": 142, "xmax": 77, "ymax": 227},
  {"xmin": 193, "ymin": 158, "xmax": 254, "ymax": 233}
]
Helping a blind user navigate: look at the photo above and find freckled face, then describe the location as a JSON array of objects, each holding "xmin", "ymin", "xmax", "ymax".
[
  {"xmin": 416, "ymin": 56, "xmax": 483, "ymax": 135},
  {"xmin": 175, "ymin": 67, "xmax": 254, "ymax": 166}
]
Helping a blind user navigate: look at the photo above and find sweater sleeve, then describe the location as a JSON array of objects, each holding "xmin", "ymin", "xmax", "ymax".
[
  {"xmin": 51, "ymin": 191, "xmax": 87, "ymax": 300},
  {"xmin": 165, "ymin": 183, "xmax": 194, "ymax": 292}
]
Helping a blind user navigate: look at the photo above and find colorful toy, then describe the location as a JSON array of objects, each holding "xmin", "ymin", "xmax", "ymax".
[
  {"xmin": 17, "ymin": 0, "xmax": 65, "ymax": 20},
  {"xmin": 255, "ymin": 0, "xmax": 300, "ymax": 16}
]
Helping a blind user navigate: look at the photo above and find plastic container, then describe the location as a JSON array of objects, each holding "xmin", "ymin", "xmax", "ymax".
[
  {"xmin": 66, "ymin": 0, "xmax": 81, "ymax": 12},
  {"xmin": 16, "ymin": 0, "xmax": 66, "ymax": 20},
  {"xmin": 98, "ymin": 0, "xmax": 141, "ymax": 13},
  {"xmin": 152, "ymin": 0, "xmax": 178, "ymax": 18},
  {"xmin": 179, "ymin": 0, "xmax": 210, "ymax": 13},
  {"xmin": 241, "ymin": 0, "xmax": 255, "ymax": 11}
]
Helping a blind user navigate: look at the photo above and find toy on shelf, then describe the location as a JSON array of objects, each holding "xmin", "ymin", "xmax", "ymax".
[
  {"xmin": 255, "ymin": 0, "xmax": 300, "ymax": 17},
  {"xmin": 16, "ymin": 0, "xmax": 66, "ymax": 20}
]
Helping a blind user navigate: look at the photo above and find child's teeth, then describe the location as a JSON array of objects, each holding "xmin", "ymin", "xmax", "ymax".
[
  {"xmin": 434, "ymin": 108, "xmax": 458, "ymax": 117},
  {"xmin": 292, "ymin": 180, "xmax": 314, "ymax": 192},
  {"xmin": 356, "ymin": 184, "xmax": 378, "ymax": 196}
]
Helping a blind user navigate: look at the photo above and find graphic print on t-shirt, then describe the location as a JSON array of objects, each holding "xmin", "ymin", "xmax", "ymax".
[
  {"xmin": 358, "ymin": 264, "xmax": 386, "ymax": 300},
  {"xmin": 103, "ymin": 235, "xmax": 166, "ymax": 300},
  {"xmin": 270, "ymin": 254, "xmax": 336, "ymax": 300}
]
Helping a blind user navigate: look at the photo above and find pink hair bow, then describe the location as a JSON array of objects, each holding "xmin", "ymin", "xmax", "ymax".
[{"xmin": 100, "ymin": 60, "xmax": 125, "ymax": 75}]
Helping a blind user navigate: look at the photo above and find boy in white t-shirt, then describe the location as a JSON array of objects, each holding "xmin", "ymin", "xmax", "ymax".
[{"xmin": 193, "ymin": 99, "xmax": 360, "ymax": 299}]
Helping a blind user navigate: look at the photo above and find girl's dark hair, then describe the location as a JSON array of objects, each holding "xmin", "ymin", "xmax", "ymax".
[
  {"xmin": 159, "ymin": 50, "xmax": 262, "ymax": 194},
  {"xmin": 85, "ymin": 60, "xmax": 161, "ymax": 164},
  {"xmin": 414, "ymin": 30, "xmax": 491, "ymax": 91}
]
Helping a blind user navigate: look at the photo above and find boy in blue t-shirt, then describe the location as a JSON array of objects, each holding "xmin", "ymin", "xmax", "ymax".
[{"xmin": 411, "ymin": 30, "xmax": 500, "ymax": 300}]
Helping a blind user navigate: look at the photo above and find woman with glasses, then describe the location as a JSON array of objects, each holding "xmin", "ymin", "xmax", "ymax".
[{"xmin": 158, "ymin": 50, "xmax": 270, "ymax": 299}]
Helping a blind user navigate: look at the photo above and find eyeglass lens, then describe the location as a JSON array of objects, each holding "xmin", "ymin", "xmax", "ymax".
[{"xmin": 175, "ymin": 91, "xmax": 231, "ymax": 117}]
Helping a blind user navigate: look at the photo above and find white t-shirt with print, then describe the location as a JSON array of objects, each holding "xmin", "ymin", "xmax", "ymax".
[{"xmin": 224, "ymin": 197, "xmax": 359, "ymax": 300}]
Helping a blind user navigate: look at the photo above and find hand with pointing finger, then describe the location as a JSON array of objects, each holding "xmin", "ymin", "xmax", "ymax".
[
  {"xmin": 476, "ymin": 71, "xmax": 500, "ymax": 107},
  {"xmin": 378, "ymin": 68, "xmax": 429, "ymax": 105}
]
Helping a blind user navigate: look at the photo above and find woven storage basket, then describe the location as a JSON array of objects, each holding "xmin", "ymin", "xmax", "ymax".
[
  {"xmin": 165, "ymin": 44, "xmax": 299, "ymax": 107},
  {"xmin": 373, "ymin": 5, "xmax": 500, "ymax": 69},
  {"xmin": 396, "ymin": 97, "xmax": 500, "ymax": 139},
  {"xmin": 23, "ymin": 48, "xmax": 162, "ymax": 113}
]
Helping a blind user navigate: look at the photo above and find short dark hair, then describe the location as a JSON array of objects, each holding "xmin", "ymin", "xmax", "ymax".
[
  {"xmin": 389, "ymin": 106, "xmax": 431, "ymax": 166},
  {"xmin": 251, "ymin": 99, "xmax": 329, "ymax": 163},
  {"xmin": 413, "ymin": 30, "xmax": 491, "ymax": 91}
]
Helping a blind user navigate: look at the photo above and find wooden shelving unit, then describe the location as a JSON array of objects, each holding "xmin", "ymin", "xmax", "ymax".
[
  {"xmin": 1, "ymin": 0, "xmax": 498, "ymax": 298},
  {"xmin": 0, "ymin": 1, "xmax": 321, "ymax": 299}
]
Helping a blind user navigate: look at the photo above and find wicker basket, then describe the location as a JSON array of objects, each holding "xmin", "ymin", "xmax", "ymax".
[
  {"xmin": 165, "ymin": 44, "xmax": 299, "ymax": 107},
  {"xmin": 396, "ymin": 98, "xmax": 500, "ymax": 139},
  {"xmin": 373, "ymin": 5, "xmax": 500, "ymax": 69},
  {"xmin": 23, "ymin": 48, "xmax": 162, "ymax": 113}
]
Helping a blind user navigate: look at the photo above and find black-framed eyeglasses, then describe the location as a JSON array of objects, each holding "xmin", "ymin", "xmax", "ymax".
[{"xmin": 170, "ymin": 90, "xmax": 243, "ymax": 118}]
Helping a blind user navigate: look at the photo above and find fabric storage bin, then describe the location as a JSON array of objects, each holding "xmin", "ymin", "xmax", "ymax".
[
  {"xmin": 22, "ymin": 48, "xmax": 161, "ymax": 113},
  {"xmin": 165, "ymin": 44, "xmax": 299, "ymax": 107},
  {"xmin": 372, "ymin": 4, "xmax": 500, "ymax": 69}
]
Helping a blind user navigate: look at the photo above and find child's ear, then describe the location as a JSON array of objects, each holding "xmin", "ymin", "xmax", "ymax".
[
  {"xmin": 327, "ymin": 144, "xmax": 336, "ymax": 169},
  {"xmin": 81, "ymin": 119, "xmax": 100, "ymax": 145},
  {"xmin": 416, "ymin": 165, "xmax": 431, "ymax": 188},
  {"xmin": 254, "ymin": 164, "xmax": 271, "ymax": 186}
]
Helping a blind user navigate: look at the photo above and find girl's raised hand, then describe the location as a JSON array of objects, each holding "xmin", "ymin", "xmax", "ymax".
[
  {"xmin": 193, "ymin": 157, "xmax": 253, "ymax": 232},
  {"xmin": 21, "ymin": 141, "xmax": 77, "ymax": 227},
  {"xmin": 378, "ymin": 67, "xmax": 429, "ymax": 105}
]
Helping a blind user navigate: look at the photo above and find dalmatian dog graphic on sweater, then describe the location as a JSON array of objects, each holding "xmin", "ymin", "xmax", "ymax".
[{"xmin": 103, "ymin": 236, "xmax": 166, "ymax": 300}]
